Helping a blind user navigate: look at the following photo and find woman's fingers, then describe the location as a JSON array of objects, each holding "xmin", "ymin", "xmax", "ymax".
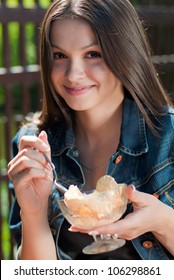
[
  {"xmin": 38, "ymin": 130, "xmax": 49, "ymax": 146},
  {"xmin": 68, "ymin": 226, "xmax": 90, "ymax": 234},
  {"xmin": 38, "ymin": 131, "xmax": 52, "ymax": 162},
  {"xmin": 7, "ymin": 131, "xmax": 53, "ymax": 192},
  {"xmin": 7, "ymin": 131, "xmax": 54, "ymax": 216},
  {"xmin": 11, "ymin": 167, "xmax": 53, "ymax": 187},
  {"xmin": 8, "ymin": 148, "xmax": 52, "ymax": 177},
  {"xmin": 19, "ymin": 133, "xmax": 50, "ymax": 153},
  {"xmin": 87, "ymin": 187, "xmax": 160, "ymax": 239},
  {"xmin": 8, "ymin": 131, "xmax": 52, "ymax": 174},
  {"xmin": 8, "ymin": 153, "xmax": 52, "ymax": 180},
  {"xmin": 124, "ymin": 184, "xmax": 152, "ymax": 207}
]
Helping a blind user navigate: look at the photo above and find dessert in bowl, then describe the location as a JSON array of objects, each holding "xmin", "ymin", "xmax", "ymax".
[
  {"xmin": 62, "ymin": 175, "xmax": 127, "ymax": 230},
  {"xmin": 58, "ymin": 175, "xmax": 128, "ymax": 254}
]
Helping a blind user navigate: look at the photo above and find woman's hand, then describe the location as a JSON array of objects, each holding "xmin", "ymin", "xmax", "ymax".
[
  {"xmin": 86, "ymin": 185, "xmax": 174, "ymax": 255},
  {"xmin": 69, "ymin": 185, "xmax": 171, "ymax": 239},
  {"xmin": 8, "ymin": 130, "xmax": 53, "ymax": 217}
]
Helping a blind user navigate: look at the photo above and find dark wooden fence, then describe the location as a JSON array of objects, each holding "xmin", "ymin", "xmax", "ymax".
[{"xmin": 0, "ymin": 0, "xmax": 174, "ymax": 259}]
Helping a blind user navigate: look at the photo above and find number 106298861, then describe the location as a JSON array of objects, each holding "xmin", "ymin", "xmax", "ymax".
[{"xmin": 107, "ymin": 266, "xmax": 161, "ymax": 276}]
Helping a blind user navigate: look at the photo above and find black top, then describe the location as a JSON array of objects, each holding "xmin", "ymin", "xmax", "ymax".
[{"xmin": 58, "ymin": 219, "xmax": 141, "ymax": 260}]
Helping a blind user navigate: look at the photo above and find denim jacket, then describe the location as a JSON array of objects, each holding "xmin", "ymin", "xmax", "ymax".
[{"xmin": 9, "ymin": 95, "xmax": 174, "ymax": 260}]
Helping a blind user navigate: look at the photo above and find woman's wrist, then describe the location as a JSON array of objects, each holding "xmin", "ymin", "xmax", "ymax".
[
  {"xmin": 151, "ymin": 203, "xmax": 174, "ymax": 256},
  {"xmin": 20, "ymin": 217, "xmax": 56, "ymax": 259},
  {"xmin": 20, "ymin": 201, "xmax": 50, "ymax": 235},
  {"xmin": 152, "ymin": 202, "xmax": 173, "ymax": 235}
]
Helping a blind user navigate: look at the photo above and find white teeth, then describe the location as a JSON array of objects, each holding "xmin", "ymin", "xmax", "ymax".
[
  {"xmin": 71, "ymin": 88, "xmax": 85, "ymax": 90},
  {"xmin": 66, "ymin": 86, "xmax": 89, "ymax": 90}
]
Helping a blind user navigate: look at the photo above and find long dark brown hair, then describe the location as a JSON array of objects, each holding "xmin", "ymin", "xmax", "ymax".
[{"xmin": 39, "ymin": 0, "xmax": 172, "ymax": 134}]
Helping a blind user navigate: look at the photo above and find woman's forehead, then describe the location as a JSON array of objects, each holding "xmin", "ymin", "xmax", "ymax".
[{"xmin": 50, "ymin": 18, "xmax": 98, "ymax": 50}]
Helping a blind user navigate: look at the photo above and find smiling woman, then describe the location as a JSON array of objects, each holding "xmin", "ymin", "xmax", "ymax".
[
  {"xmin": 50, "ymin": 18, "xmax": 124, "ymax": 112},
  {"xmin": 7, "ymin": 0, "xmax": 174, "ymax": 260}
]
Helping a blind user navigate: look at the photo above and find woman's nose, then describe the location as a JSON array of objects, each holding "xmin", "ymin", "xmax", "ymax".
[{"xmin": 65, "ymin": 59, "xmax": 85, "ymax": 82}]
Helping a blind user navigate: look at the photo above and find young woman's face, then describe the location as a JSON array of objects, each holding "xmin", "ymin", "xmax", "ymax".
[{"xmin": 50, "ymin": 18, "xmax": 124, "ymax": 112}]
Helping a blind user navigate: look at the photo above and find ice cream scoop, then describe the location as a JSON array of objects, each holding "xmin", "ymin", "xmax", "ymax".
[{"xmin": 63, "ymin": 175, "xmax": 127, "ymax": 230}]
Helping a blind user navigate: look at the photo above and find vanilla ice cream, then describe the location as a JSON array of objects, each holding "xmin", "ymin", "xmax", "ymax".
[{"xmin": 63, "ymin": 175, "xmax": 127, "ymax": 230}]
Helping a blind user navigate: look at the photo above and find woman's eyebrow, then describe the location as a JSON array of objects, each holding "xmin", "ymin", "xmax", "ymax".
[
  {"xmin": 80, "ymin": 42, "xmax": 99, "ymax": 50},
  {"xmin": 50, "ymin": 42, "xmax": 99, "ymax": 51}
]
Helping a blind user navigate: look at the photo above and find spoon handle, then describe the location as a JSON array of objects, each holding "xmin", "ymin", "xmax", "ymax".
[{"xmin": 43, "ymin": 153, "xmax": 67, "ymax": 194}]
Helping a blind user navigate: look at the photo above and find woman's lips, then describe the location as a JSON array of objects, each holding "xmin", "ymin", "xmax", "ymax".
[{"xmin": 64, "ymin": 85, "xmax": 94, "ymax": 96}]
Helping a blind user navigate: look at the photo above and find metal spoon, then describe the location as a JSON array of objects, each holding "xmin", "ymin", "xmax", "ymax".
[{"xmin": 43, "ymin": 153, "xmax": 67, "ymax": 194}]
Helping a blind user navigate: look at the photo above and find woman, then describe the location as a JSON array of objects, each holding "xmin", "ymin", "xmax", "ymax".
[{"xmin": 8, "ymin": 0, "xmax": 174, "ymax": 260}]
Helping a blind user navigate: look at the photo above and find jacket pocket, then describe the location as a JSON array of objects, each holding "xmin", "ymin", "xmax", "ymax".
[{"xmin": 157, "ymin": 181, "xmax": 174, "ymax": 208}]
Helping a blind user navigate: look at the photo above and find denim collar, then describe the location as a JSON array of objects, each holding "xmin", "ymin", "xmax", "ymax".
[
  {"xmin": 48, "ymin": 96, "xmax": 148, "ymax": 157},
  {"xmin": 48, "ymin": 122, "xmax": 75, "ymax": 156},
  {"xmin": 119, "ymin": 96, "xmax": 148, "ymax": 156}
]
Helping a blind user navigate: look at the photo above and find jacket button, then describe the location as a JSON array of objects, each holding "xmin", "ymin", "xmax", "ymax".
[
  {"xmin": 73, "ymin": 150, "xmax": 79, "ymax": 157},
  {"xmin": 115, "ymin": 155, "xmax": 122, "ymax": 164},
  {"xmin": 142, "ymin": 241, "xmax": 153, "ymax": 249}
]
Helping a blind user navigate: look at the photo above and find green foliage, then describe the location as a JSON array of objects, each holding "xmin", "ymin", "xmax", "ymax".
[
  {"xmin": 8, "ymin": 23, "xmax": 20, "ymax": 66},
  {"xmin": 1, "ymin": 183, "xmax": 11, "ymax": 260},
  {"xmin": 25, "ymin": 23, "xmax": 37, "ymax": 65},
  {"xmin": 0, "ymin": 117, "xmax": 11, "ymax": 259},
  {"xmin": 6, "ymin": 0, "xmax": 50, "ymax": 8}
]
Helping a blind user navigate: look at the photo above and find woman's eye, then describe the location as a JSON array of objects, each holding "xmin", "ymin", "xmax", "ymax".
[
  {"xmin": 86, "ymin": 51, "xmax": 102, "ymax": 59},
  {"xmin": 53, "ymin": 52, "xmax": 67, "ymax": 60}
]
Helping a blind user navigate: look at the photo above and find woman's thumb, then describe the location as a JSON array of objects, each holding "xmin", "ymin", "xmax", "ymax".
[
  {"xmin": 38, "ymin": 131, "xmax": 51, "ymax": 157},
  {"xmin": 38, "ymin": 130, "xmax": 48, "ymax": 144},
  {"xmin": 124, "ymin": 185, "xmax": 146, "ymax": 206}
]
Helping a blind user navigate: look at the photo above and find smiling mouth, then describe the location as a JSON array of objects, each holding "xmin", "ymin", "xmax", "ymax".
[{"xmin": 64, "ymin": 85, "xmax": 94, "ymax": 95}]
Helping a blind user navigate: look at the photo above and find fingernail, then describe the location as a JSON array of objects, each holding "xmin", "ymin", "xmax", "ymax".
[
  {"xmin": 129, "ymin": 184, "xmax": 135, "ymax": 192},
  {"xmin": 153, "ymin": 193, "xmax": 159, "ymax": 199},
  {"xmin": 112, "ymin": 234, "xmax": 118, "ymax": 240},
  {"xmin": 68, "ymin": 226, "xmax": 78, "ymax": 232},
  {"xmin": 40, "ymin": 130, "xmax": 47, "ymax": 137},
  {"xmin": 88, "ymin": 230, "xmax": 99, "ymax": 236}
]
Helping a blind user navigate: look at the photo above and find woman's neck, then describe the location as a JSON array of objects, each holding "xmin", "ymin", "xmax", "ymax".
[
  {"xmin": 75, "ymin": 101, "xmax": 123, "ymax": 148},
  {"xmin": 74, "ymin": 101, "xmax": 123, "ymax": 190}
]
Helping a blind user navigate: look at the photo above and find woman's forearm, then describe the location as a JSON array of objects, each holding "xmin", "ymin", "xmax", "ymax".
[
  {"xmin": 19, "ymin": 211, "xmax": 57, "ymax": 260},
  {"xmin": 153, "ymin": 204, "xmax": 174, "ymax": 257}
]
